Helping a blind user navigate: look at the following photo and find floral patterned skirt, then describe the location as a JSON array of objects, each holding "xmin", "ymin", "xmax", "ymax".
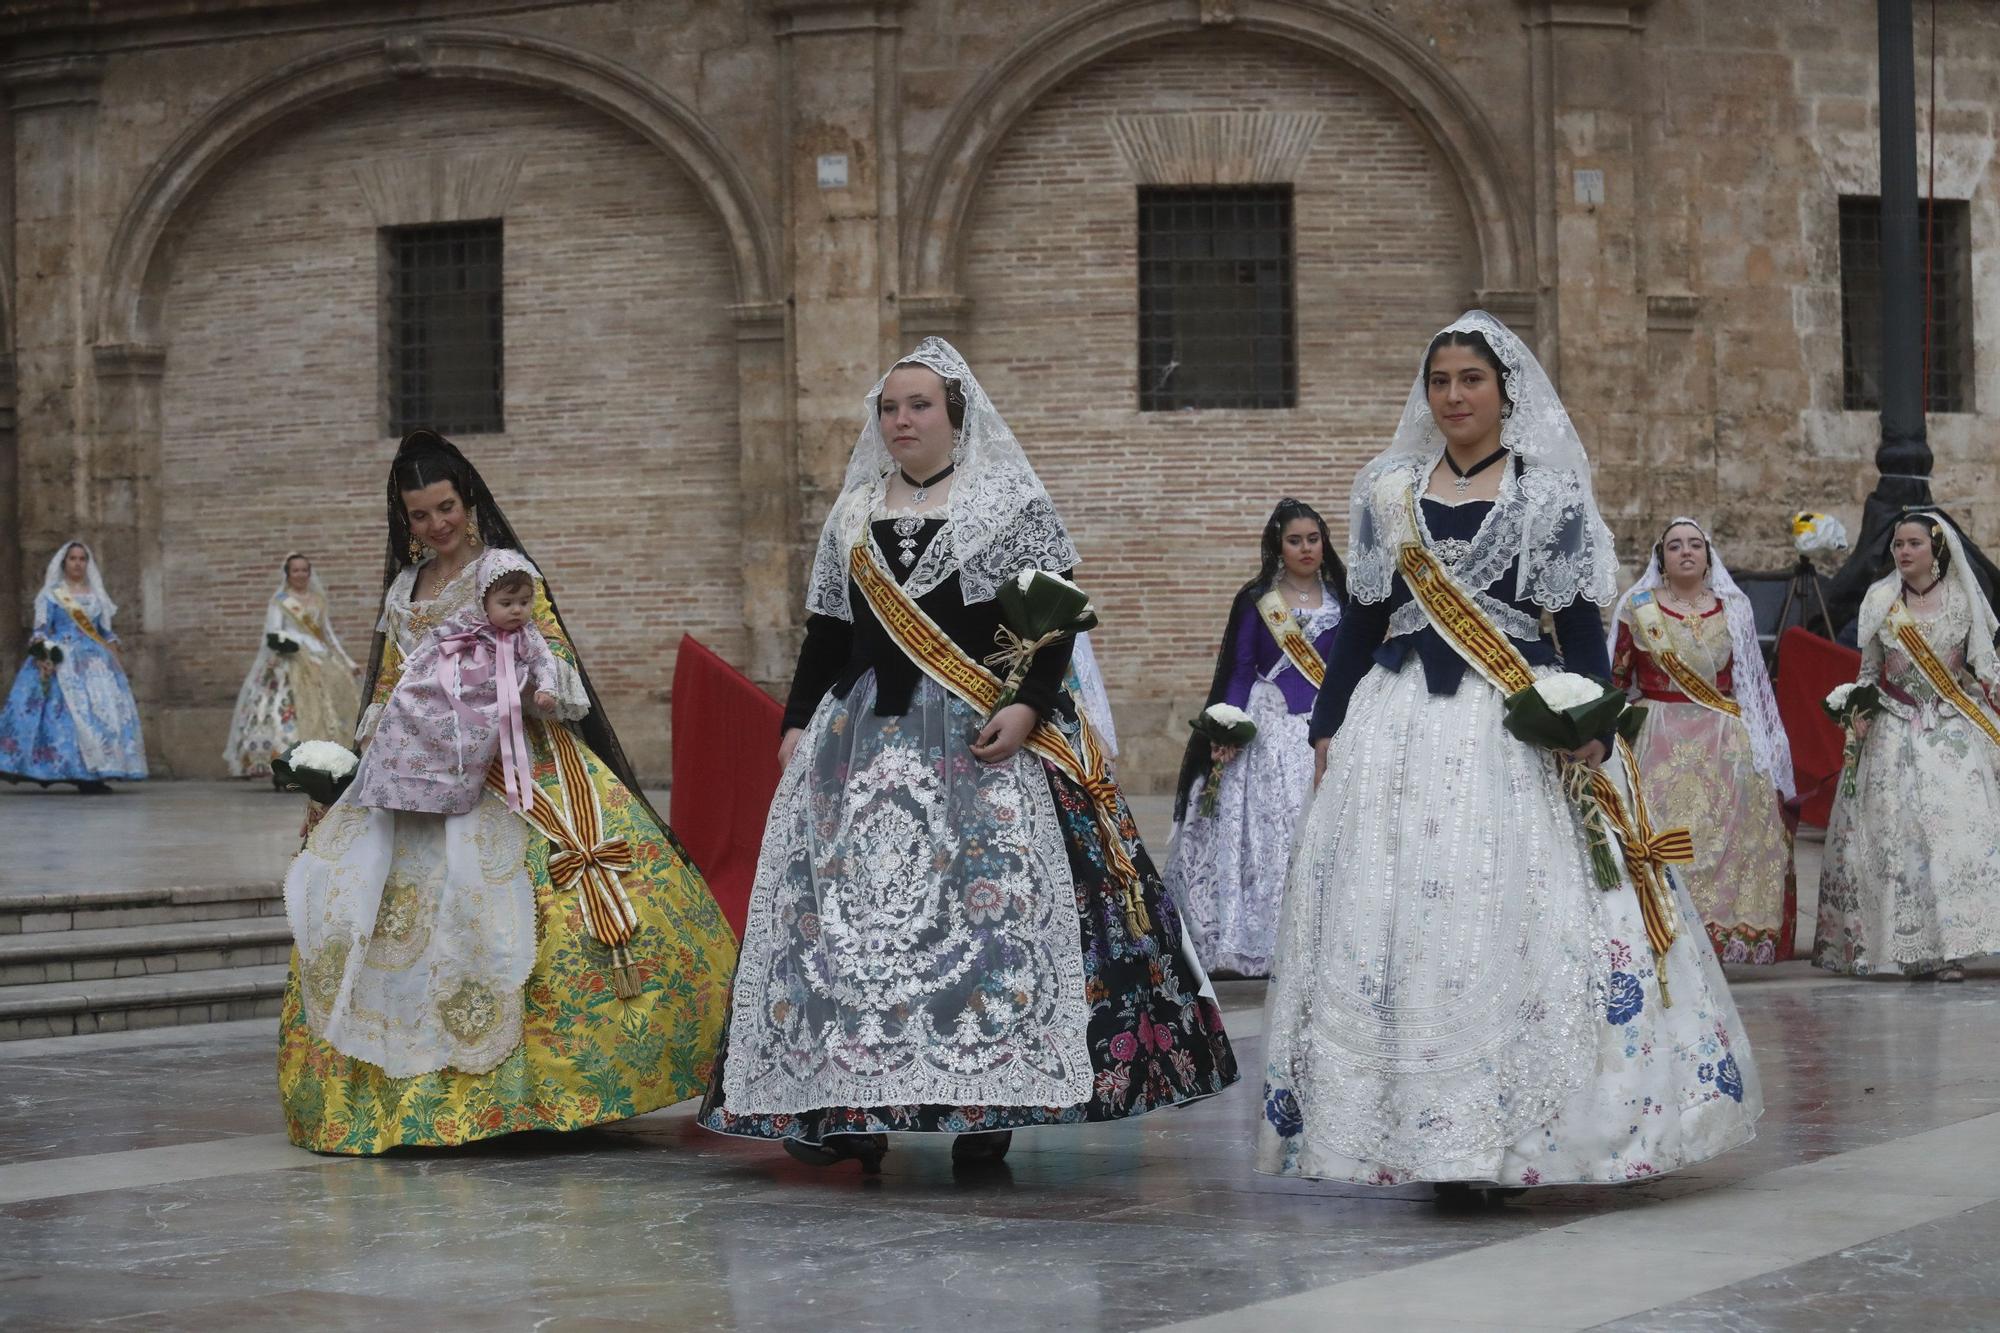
[
  {"xmin": 225, "ymin": 648, "xmax": 360, "ymax": 778},
  {"xmin": 1163, "ymin": 679, "xmax": 1313, "ymax": 977},
  {"xmin": 277, "ymin": 725, "xmax": 739, "ymax": 1154},
  {"xmin": 1814, "ymin": 701, "xmax": 2000, "ymax": 975},
  {"xmin": 1255, "ymin": 661, "xmax": 1762, "ymax": 1185},
  {"xmin": 699, "ymin": 675, "xmax": 1237, "ymax": 1145},
  {"xmin": 1630, "ymin": 699, "xmax": 1796, "ymax": 963}
]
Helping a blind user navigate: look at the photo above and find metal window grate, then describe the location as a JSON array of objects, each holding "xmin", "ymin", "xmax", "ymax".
[
  {"xmin": 1838, "ymin": 196, "xmax": 1972, "ymax": 414},
  {"xmin": 1138, "ymin": 186, "xmax": 1297, "ymax": 411},
  {"xmin": 384, "ymin": 220, "xmax": 505, "ymax": 436}
]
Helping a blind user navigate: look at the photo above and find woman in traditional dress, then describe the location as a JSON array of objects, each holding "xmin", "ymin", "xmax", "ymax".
[
  {"xmin": 1163, "ymin": 498, "xmax": 1345, "ymax": 977},
  {"xmin": 1256, "ymin": 311, "xmax": 1761, "ymax": 1198},
  {"xmin": 0, "ymin": 541, "xmax": 147, "ymax": 793},
  {"xmin": 278, "ymin": 430, "xmax": 738, "ymax": 1155},
  {"xmin": 1610, "ymin": 519, "xmax": 1797, "ymax": 963},
  {"xmin": 700, "ymin": 338, "xmax": 1237, "ymax": 1171},
  {"xmin": 1813, "ymin": 511, "xmax": 2000, "ymax": 980},
  {"xmin": 223, "ymin": 553, "xmax": 362, "ymax": 779}
]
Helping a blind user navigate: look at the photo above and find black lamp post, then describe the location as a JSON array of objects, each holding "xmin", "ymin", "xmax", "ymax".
[{"xmin": 1826, "ymin": 0, "xmax": 1931, "ymax": 633}]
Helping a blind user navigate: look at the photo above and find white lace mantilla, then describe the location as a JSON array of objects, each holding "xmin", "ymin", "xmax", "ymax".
[
  {"xmin": 1353, "ymin": 452, "xmax": 1617, "ymax": 614},
  {"xmin": 807, "ymin": 336, "xmax": 1079, "ymax": 618},
  {"xmin": 1346, "ymin": 310, "xmax": 1619, "ymax": 611}
]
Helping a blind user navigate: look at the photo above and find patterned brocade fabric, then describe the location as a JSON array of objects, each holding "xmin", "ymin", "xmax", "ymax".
[
  {"xmin": 278, "ymin": 567, "xmax": 738, "ymax": 1154},
  {"xmin": 1614, "ymin": 610, "xmax": 1796, "ymax": 964}
]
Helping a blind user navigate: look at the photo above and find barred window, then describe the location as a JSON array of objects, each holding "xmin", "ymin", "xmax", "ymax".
[
  {"xmin": 384, "ymin": 220, "xmax": 505, "ymax": 435},
  {"xmin": 1838, "ymin": 196, "xmax": 1972, "ymax": 413},
  {"xmin": 1137, "ymin": 186, "xmax": 1296, "ymax": 411}
]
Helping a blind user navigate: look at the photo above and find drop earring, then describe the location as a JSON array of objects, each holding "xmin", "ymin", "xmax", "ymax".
[
  {"xmin": 468, "ymin": 513, "xmax": 482, "ymax": 549},
  {"xmin": 408, "ymin": 535, "xmax": 422, "ymax": 564}
]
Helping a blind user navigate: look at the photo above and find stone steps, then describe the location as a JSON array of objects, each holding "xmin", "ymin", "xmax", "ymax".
[
  {"xmin": 0, "ymin": 964, "xmax": 291, "ymax": 1040},
  {"xmin": 0, "ymin": 883, "xmax": 293, "ymax": 1041},
  {"xmin": 0, "ymin": 917, "xmax": 296, "ymax": 985},
  {"xmin": 1, "ymin": 884, "xmax": 285, "ymax": 935}
]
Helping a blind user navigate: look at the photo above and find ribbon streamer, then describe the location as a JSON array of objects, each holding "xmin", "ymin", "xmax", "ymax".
[
  {"xmin": 484, "ymin": 720, "xmax": 644, "ymax": 998},
  {"xmin": 440, "ymin": 627, "xmax": 537, "ymax": 814}
]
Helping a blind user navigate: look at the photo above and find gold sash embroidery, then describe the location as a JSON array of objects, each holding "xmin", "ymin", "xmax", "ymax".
[
  {"xmin": 1627, "ymin": 592, "xmax": 1741, "ymax": 718},
  {"xmin": 53, "ymin": 590, "xmax": 112, "ymax": 651},
  {"xmin": 1253, "ymin": 589, "xmax": 1327, "ymax": 691},
  {"xmin": 1396, "ymin": 500, "xmax": 1688, "ymax": 1003},
  {"xmin": 282, "ymin": 595, "xmax": 328, "ymax": 646},
  {"xmin": 1886, "ymin": 600, "xmax": 2000, "ymax": 750},
  {"xmin": 848, "ymin": 541, "xmax": 1152, "ymax": 938},
  {"xmin": 485, "ymin": 721, "xmax": 643, "ymax": 997}
]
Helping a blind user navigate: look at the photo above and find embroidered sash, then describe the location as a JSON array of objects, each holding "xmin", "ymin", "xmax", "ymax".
[
  {"xmin": 848, "ymin": 541, "xmax": 1152, "ymax": 939},
  {"xmin": 1253, "ymin": 589, "xmax": 1327, "ymax": 691},
  {"xmin": 282, "ymin": 595, "xmax": 328, "ymax": 646},
  {"xmin": 53, "ymin": 590, "xmax": 112, "ymax": 651},
  {"xmin": 1396, "ymin": 501, "xmax": 1689, "ymax": 1004},
  {"xmin": 484, "ymin": 720, "xmax": 644, "ymax": 997},
  {"xmin": 1627, "ymin": 592, "xmax": 1741, "ymax": 719},
  {"xmin": 1886, "ymin": 600, "xmax": 2000, "ymax": 750}
]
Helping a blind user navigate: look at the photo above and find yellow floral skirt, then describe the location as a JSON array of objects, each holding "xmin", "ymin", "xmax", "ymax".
[{"xmin": 277, "ymin": 728, "xmax": 739, "ymax": 1155}]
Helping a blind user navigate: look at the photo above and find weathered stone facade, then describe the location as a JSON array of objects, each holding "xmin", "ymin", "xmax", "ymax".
[{"xmin": 3, "ymin": 0, "xmax": 1996, "ymax": 787}]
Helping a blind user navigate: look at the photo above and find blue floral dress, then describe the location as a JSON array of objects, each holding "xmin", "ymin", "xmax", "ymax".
[{"xmin": 0, "ymin": 588, "xmax": 147, "ymax": 784}]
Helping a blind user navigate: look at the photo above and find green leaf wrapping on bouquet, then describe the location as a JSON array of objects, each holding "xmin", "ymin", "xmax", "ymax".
[
  {"xmin": 271, "ymin": 752, "xmax": 355, "ymax": 808},
  {"xmin": 1821, "ymin": 683, "xmax": 1882, "ymax": 725},
  {"xmin": 1501, "ymin": 680, "xmax": 1629, "ymax": 751},
  {"xmin": 987, "ymin": 569, "xmax": 1101, "ymax": 716},
  {"xmin": 1617, "ymin": 703, "xmax": 1649, "ymax": 745},
  {"xmin": 995, "ymin": 570, "xmax": 1099, "ymax": 641},
  {"xmin": 1188, "ymin": 713, "xmax": 1258, "ymax": 748},
  {"xmin": 1189, "ymin": 708, "xmax": 1258, "ymax": 819},
  {"xmin": 266, "ymin": 632, "xmax": 301, "ymax": 655}
]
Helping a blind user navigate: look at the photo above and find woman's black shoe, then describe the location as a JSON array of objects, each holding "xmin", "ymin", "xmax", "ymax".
[
  {"xmin": 951, "ymin": 1130, "xmax": 1012, "ymax": 1166},
  {"xmin": 784, "ymin": 1133, "xmax": 887, "ymax": 1174},
  {"xmin": 72, "ymin": 780, "xmax": 113, "ymax": 795}
]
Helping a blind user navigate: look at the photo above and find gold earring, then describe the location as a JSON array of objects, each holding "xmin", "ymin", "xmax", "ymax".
[
  {"xmin": 407, "ymin": 535, "xmax": 422, "ymax": 564},
  {"xmin": 468, "ymin": 513, "xmax": 482, "ymax": 549}
]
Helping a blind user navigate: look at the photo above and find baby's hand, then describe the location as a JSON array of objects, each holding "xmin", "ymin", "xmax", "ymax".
[{"xmin": 533, "ymin": 690, "xmax": 556, "ymax": 712}]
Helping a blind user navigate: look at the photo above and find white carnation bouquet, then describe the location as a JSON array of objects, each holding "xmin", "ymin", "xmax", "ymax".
[
  {"xmin": 1189, "ymin": 702, "xmax": 1258, "ymax": 818},
  {"xmin": 1501, "ymin": 672, "xmax": 1643, "ymax": 888},
  {"xmin": 272, "ymin": 739, "xmax": 360, "ymax": 807},
  {"xmin": 1821, "ymin": 682, "xmax": 1882, "ymax": 797}
]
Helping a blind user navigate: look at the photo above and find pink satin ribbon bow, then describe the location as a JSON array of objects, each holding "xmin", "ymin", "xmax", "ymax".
[{"xmin": 438, "ymin": 626, "xmax": 535, "ymax": 813}]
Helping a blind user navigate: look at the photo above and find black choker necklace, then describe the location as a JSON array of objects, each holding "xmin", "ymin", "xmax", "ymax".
[
  {"xmin": 1905, "ymin": 575, "xmax": 1944, "ymax": 598},
  {"xmin": 899, "ymin": 463, "xmax": 956, "ymax": 504},
  {"xmin": 1444, "ymin": 446, "xmax": 1508, "ymax": 492}
]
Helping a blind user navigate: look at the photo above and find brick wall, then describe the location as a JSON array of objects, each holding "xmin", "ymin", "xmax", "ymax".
[
  {"xmin": 157, "ymin": 80, "xmax": 742, "ymax": 778},
  {"xmin": 959, "ymin": 32, "xmax": 1478, "ymax": 782}
]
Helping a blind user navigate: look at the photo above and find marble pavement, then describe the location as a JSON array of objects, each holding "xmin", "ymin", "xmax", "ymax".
[{"xmin": 3, "ymin": 785, "xmax": 1999, "ymax": 1330}]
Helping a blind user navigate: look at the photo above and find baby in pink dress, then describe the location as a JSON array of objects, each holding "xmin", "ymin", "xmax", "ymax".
[{"xmin": 351, "ymin": 554, "xmax": 559, "ymax": 816}]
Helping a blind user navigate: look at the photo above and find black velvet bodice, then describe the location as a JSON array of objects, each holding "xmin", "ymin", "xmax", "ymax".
[{"xmin": 781, "ymin": 518, "xmax": 1076, "ymax": 732}]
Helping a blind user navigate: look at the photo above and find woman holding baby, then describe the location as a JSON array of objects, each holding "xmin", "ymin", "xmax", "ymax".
[{"xmin": 276, "ymin": 429, "xmax": 738, "ymax": 1155}]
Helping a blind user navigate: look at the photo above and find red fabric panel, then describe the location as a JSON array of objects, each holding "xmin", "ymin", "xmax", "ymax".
[
  {"xmin": 1773, "ymin": 627, "xmax": 1862, "ymax": 829},
  {"xmin": 669, "ymin": 635, "xmax": 783, "ymax": 940}
]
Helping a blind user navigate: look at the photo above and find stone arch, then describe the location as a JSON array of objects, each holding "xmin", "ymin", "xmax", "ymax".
[
  {"xmin": 96, "ymin": 28, "xmax": 778, "ymax": 347},
  {"xmin": 902, "ymin": 0, "xmax": 1531, "ymax": 305}
]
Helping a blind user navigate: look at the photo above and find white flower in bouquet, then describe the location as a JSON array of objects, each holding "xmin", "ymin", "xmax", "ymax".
[
  {"xmin": 1824, "ymin": 683, "xmax": 1856, "ymax": 712},
  {"xmin": 289, "ymin": 740, "xmax": 359, "ymax": 779},
  {"xmin": 1203, "ymin": 703, "xmax": 1254, "ymax": 730},
  {"xmin": 1532, "ymin": 672, "xmax": 1608, "ymax": 711}
]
